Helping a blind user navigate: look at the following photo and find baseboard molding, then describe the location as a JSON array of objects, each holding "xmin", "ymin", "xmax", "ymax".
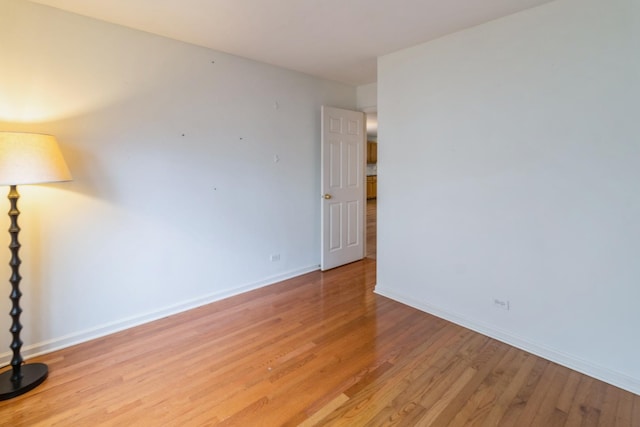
[
  {"xmin": 375, "ymin": 286, "xmax": 640, "ymax": 396},
  {"xmin": 0, "ymin": 264, "xmax": 320, "ymax": 367}
]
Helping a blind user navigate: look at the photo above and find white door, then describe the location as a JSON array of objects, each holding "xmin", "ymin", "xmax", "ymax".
[{"xmin": 321, "ymin": 106, "xmax": 366, "ymax": 271}]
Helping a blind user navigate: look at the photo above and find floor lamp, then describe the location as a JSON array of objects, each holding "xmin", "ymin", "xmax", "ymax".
[{"xmin": 0, "ymin": 132, "xmax": 72, "ymax": 400}]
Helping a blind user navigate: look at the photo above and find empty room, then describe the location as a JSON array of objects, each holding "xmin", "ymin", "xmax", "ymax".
[{"xmin": 0, "ymin": 0, "xmax": 638, "ymax": 425}]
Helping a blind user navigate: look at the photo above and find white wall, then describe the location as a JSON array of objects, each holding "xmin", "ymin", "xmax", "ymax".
[
  {"xmin": 357, "ymin": 84, "xmax": 378, "ymax": 138},
  {"xmin": 377, "ymin": 0, "xmax": 640, "ymax": 393},
  {"xmin": 0, "ymin": 0, "xmax": 355, "ymax": 363},
  {"xmin": 356, "ymin": 83, "xmax": 377, "ymax": 112}
]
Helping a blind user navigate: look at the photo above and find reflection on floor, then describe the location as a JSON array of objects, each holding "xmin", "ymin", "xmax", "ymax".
[{"xmin": 366, "ymin": 199, "xmax": 376, "ymax": 259}]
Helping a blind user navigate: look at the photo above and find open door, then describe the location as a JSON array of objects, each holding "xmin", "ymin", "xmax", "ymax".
[{"xmin": 320, "ymin": 106, "xmax": 366, "ymax": 271}]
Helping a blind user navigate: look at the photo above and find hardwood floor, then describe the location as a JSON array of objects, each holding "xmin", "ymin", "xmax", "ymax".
[
  {"xmin": 366, "ymin": 198, "xmax": 376, "ymax": 259},
  {"xmin": 1, "ymin": 259, "xmax": 638, "ymax": 426}
]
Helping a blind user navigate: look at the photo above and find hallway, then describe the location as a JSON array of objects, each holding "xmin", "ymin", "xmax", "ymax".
[{"xmin": 366, "ymin": 198, "xmax": 376, "ymax": 259}]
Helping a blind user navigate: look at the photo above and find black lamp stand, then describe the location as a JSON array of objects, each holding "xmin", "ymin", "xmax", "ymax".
[{"xmin": 0, "ymin": 185, "xmax": 48, "ymax": 400}]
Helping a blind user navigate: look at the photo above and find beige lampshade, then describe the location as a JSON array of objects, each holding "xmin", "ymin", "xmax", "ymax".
[{"xmin": 0, "ymin": 132, "xmax": 72, "ymax": 186}]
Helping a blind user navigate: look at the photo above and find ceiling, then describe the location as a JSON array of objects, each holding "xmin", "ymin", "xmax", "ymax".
[{"xmin": 28, "ymin": 0, "xmax": 552, "ymax": 86}]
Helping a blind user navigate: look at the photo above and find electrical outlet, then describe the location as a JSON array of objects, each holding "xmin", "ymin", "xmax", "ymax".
[
  {"xmin": 493, "ymin": 298, "xmax": 510, "ymax": 310},
  {"xmin": 270, "ymin": 254, "xmax": 280, "ymax": 262}
]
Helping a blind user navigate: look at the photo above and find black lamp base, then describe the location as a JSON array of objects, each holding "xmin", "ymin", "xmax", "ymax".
[{"xmin": 0, "ymin": 363, "xmax": 48, "ymax": 400}]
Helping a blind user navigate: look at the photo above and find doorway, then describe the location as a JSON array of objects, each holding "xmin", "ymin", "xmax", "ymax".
[{"xmin": 365, "ymin": 112, "xmax": 377, "ymax": 259}]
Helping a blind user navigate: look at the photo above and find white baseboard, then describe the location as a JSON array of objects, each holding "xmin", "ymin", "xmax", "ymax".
[
  {"xmin": 375, "ymin": 286, "xmax": 640, "ymax": 396},
  {"xmin": 0, "ymin": 264, "xmax": 320, "ymax": 367}
]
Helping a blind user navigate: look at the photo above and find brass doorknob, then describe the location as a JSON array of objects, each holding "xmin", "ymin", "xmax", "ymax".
[{"xmin": 323, "ymin": 194, "xmax": 332, "ymax": 199}]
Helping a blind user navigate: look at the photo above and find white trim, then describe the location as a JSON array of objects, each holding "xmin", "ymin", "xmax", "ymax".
[
  {"xmin": 1, "ymin": 264, "xmax": 320, "ymax": 367},
  {"xmin": 375, "ymin": 286, "xmax": 640, "ymax": 396}
]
